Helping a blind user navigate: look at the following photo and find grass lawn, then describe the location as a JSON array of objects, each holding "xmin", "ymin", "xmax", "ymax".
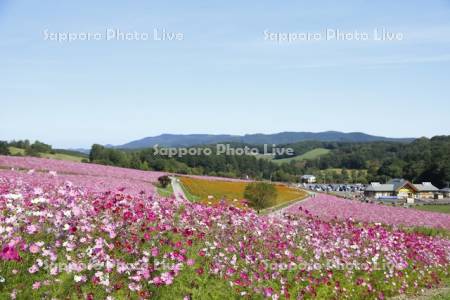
[
  {"xmin": 179, "ymin": 176, "xmax": 307, "ymax": 208},
  {"xmin": 156, "ymin": 184, "xmax": 174, "ymax": 197},
  {"xmin": 297, "ymin": 148, "xmax": 331, "ymax": 160},
  {"xmin": 414, "ymin": 205, "xmax": 450, "ymax": 215},
  {"xmin": 272, "ymin": 148, "xmax": 331, "ymax": 164},
  {"xmin": 252, "ymin": 148, "xmax": 331, "ymax": 165}
]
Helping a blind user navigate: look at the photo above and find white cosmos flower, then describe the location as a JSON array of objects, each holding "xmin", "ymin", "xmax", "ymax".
[
  {"xmin": 74, "ymin": 275, "xmax": 87, "ymax": 283},
  {"xmin": 31, "ymin": 197, "xmax": 48, "ymax": 204}
]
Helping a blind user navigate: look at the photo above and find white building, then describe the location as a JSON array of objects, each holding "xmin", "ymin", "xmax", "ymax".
[{"xmin": 301, "ymin": 175, "xmax": 316, "ymax": 183}]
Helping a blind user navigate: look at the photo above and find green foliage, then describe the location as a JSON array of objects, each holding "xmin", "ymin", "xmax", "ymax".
[
  {"xmin": 86, "ymin": 137, "xmax": 450, "ymax": 187},
  {"xmin": 4, "ymin": 136, "xmax": 450, "ymax": 187},
  {"xmin": 0, "ymin": 141, "xmax": 10, "ymax": 155},
  {"xmin": 89, "ymin": 144, "xmax": 130, "ymax": 167},
  {"xmin": 301, "ymin": 137, "xmax": 450, "ymax": 187},
  {"xmin": 4, "ymin": 140, "xmax": 57, "ymax": 158},
  {"xmin": 244, "ymin": 182, "xmax": 277, "ymax": 211},
  {"xmin": 8, "ymin": 139, "xmax": 31, "ymax": 149},
  {"xmin": 30, "ymin": 141, "xmax": 52, "ymax": 153}
]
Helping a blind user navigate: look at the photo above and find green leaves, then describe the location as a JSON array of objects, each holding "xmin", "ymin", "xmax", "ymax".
[{"xmin": 244, "ymin": 182, "xmax": 277, "ymax": 211}]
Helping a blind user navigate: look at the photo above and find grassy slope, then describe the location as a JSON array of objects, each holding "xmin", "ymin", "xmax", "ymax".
[
  {"xmin": 8, "ymin": 147, "xmax": 85, "ymax": 162},
  {"xmin": 179, "ymin": 176, "xmax": 307, "ymax": 208},
  {"xmin": 8, "ymin": 147, "xmax": 25, "ymax": 155},
  {"xmin": 297, "ymin": 148, "xmax": 331, "ymax": 159},
  {"xmin": 268, "ymin": 148, "xmax": 331, "ymax": 165},
  {"xmin": 40, "ymin": 153, "xmax": 85, "ymax": 162},
  {"xmin": 414, "ymin": 205, "xmax": 450, "ymax": 215}
]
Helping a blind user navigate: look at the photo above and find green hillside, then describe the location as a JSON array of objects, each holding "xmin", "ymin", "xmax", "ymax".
[
  {"xmin": 8, "ymin": 147, "xmax": 86, "ymax": 162},
  {"xmin": 8, "ymin": 147, "xmax": 25, "ymax": 155},
  {"xmin": 40, "ymin": 152, "xmax": 85, "ymax": 162},
  {"xmin": 271, "ymin": 148, "xmax": 331, "ymax": 164}
]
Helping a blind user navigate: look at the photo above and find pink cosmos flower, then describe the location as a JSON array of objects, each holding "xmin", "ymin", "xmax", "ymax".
[
  {"xmin": 152, "ymin": 276, "xmax": 163, "ymax": 286},
  {"xmin": 28, "ymin": 265, "xmax": 39, "ymax": 274},
  {"xmin": 50, "ymin": 266, "xmax": 59, "ymax": 275},
  {"xmin": 151, "ymin": 247, "xmax": 159, "ymax": 257},
  {"xmin": 26, "ymin": 224, "xmax": 38, "ymax": 234},
  {"xmin": 0, "ymin": 156, "xmax": 449, "ymax": 299},
  {"xmin": 161, "ymin": 272, "xmax": 174, "ymax": 285},
  {"xmin": 264, "ymin": 287, "xmax": 274, "ymax": 297},
  {"xmin": 29, "ymin": 244, "xmax": 40, "ymax": 254},
  {"xmin": 1, "ymin": 246, "xmax": 21, "ymax": 261},
  {"xmin": 32, "ymin": 281, "xmax": 41, "ymax": 290}
]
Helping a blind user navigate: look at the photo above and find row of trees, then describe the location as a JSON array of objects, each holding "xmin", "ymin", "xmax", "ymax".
[
  {"xmin": 0, "ymin": 141, "xmax": 9, "ymax": 155},
  {"xmin": 0, "ymin": 140, "xmax": 53, "ymax": 157},
  {"xmin": 299, "ymin": 137, "xmax": 450, "ymax": 187},
  {"xmin": 89, "ymin": 144, "xmax": 286, "ymax": 180}
]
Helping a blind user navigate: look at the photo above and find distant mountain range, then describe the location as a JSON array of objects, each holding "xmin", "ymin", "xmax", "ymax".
[{"xmin": 113, "ymin": 131, "xmax": 415, "ymax": 149}]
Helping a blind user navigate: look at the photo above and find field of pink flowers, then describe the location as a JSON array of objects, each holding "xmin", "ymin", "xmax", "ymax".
[
  {"xmin": 0, "ymin": 156, "xmax": 449, "ymax": 299},
  {"xmin": 286, "ymin": 194, "xmax": 450, "ymax": 230},
  {"xmin": 0, "ymin": 156, "xmax": 165, "ymax": 196},
  {"xmin": 0, "ymin": 156, "xmax": 165, "ymax": 184}
]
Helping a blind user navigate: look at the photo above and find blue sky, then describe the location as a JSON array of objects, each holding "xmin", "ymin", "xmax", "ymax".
[{"xmin": 1, "ymin": 0, "xmax": 450, "ymax": 148}]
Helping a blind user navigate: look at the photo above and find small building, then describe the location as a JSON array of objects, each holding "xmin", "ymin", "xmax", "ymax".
[
  {"xmin": 300, "ymin": 175, "xmax": 316, "ymax": 183},
  {"xmin": 414, "ymin": 182, "xmax": 439, "ymax": 199},
  {"xmin": 364, "ymin": 179, "xmax": 418, "ymax": 200},
  {"xmin": 441, "ymin": 188, "xmax": 450, "ymax": 198}
]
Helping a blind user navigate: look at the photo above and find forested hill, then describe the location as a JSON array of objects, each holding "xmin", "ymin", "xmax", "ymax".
[
  {"xmin": 87, "ymin": 136, "xmax": 449, "ymax": 188},
  {"xmin": 115, "ymin": 131, "xmax": 414, "ymax": 149},
  {"xmin": 2, "ymin": 136, "xmax": 448, "ymax": 188}
]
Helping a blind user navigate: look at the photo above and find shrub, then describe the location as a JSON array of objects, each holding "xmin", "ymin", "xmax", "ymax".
[
  {"xmin": 158, "ymin": 175, "xmax": 171, "ymax": 188},
  {"xmin": 0, "ymin": 141, "xmax": 10, "ymax": 155},
  {"xmin": 244, "ymin": 182, "xmax": 277, "ymax": 212}
]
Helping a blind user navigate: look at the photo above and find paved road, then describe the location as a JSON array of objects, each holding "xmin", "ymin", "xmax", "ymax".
[{"xmin": 170, "ymin": 176, "xmax": 186, "ymax": 201}]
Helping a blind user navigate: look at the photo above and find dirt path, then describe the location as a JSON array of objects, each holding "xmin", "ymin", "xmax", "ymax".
[
  {"xmin": 267, "ymin": 192, "xmax": 314, "ymax": 218},
  {"xmin": 170, "ymin": 176, "xmax": 186, "ymax": 201}
]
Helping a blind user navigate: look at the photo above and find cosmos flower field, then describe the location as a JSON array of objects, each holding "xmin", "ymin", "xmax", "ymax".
[
  {"xmin": 0, "ymin": 156, "xmax": 449, "ymax": 299},
  {"xmin": 287, "ymin": 194, "xmax": 450, "ymax": 230}
]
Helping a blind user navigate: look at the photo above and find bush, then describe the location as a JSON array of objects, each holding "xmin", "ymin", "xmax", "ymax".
[
  {"xmin": 25, "ymin": 148, "xmax": 41, "ymax": 157},
  {"xmin": 30, "ymin": 141, "xmax": 52, "ymax": 153},
  {"xmin": 244, "ymin": 182, "xmax": 277, "ymax": 212},
  {"xmin": 0, "ymin": 141, "xmax": 10, "ymax": 155},
  {"xmin": 158, "ymin": 175, "xmax": 171, "ymax": 188}
]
